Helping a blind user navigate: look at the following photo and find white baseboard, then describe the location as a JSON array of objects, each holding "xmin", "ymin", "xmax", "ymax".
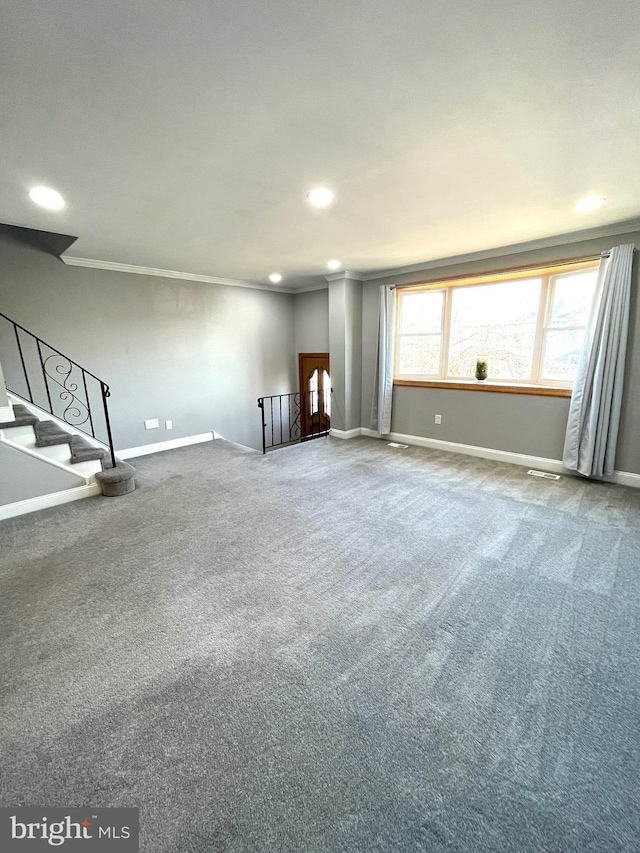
[
  {"xmin": 0, "ymin": 404, "xmax": 14, "ymax": 424},
  {"xmin": 0, "ymin": 483, "xmax": 101, "ymax": 522},
  {"xmin": 360, "ymin": 428, "xmax": 380, "ymax": 439},
  {"xmin": 118, "ymin": 431, "xmax": 214, "ymax": 459},
  {"xmin": 330, "ymin": 428, "xmax": 362, "ymax": 440},
  {"xmin": 609, "ymin": 470, "xmax": 640, "ymax": 488},
  {"xmin": 356, "ymin": 427, "xmax": 640, "ymax": 489},
  {"xmin": 386, "ymin": 430, "xmax": 568, "ymax": 474}
]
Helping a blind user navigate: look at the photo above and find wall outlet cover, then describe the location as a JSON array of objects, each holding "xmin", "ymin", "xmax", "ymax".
[
  {"xmin": 165, "ymin": 420, "xmax": 173, "ymax": 430},
  {"xmin": 435, "ymin": 414, "xmax": 442, "ymax": 424}
]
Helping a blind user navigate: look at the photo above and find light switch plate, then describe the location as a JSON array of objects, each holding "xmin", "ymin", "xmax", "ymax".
[{"xmin": 144, "ymin": 418, "xmax": 159, "ymax": 430}]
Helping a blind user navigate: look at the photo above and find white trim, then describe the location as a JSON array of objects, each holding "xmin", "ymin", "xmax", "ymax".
[
  {"xmin": 61, "ymin": 256, "xmax": 297, "ymax": 294},
  {"xmin": 0, "ymin": 483, "xmax": 101, "ymax": 521},
  {"xmin": 608, "ymin": 470, "xmax": 640, "ymax": 489},
  {"xmin": 0, "ymin": 434, "xmax": 88, "ymax": 483},
  {"xmin": 362, "ymin": 218, "xmax": 640, "ymax": 282},
  {"xmin": 0, "ymin": 404, "xmax": 14, "ymax": 424},
  {"xmin": 118, "ymin": 431, "xmax": 214, "ymax": 459},
  {"xmin": 330, "ymin": 428, "xmax": 362, "ymax": 440},
  {"xmin": 325, "ymin": 270, "xmax": 364, "ymax": 282},
  {"xmin": 360, "ymin": 428, "xmax": 382, "ymax": 439},
  {"xmin": 295, "ymin": 282, "xmax": 329, "ymax": 293},
  {"xmin": 385, "ymin": 430, "xmax": 568, "ymax": 472},
  {"xmin": 358, "ymin": 427, "xmax": 640, "ymax": 487}
]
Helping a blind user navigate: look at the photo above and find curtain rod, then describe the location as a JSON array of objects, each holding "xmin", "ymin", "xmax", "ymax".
[{"xmin": 389, "ymin": 252, "xmax": 618, "ymax": 291}]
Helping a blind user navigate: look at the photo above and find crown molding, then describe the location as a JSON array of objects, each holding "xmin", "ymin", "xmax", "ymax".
[
  {"xmin": 61, "ymin": 256, "xmax": 297, "ymax": 294},
  {"xmin": 294, "ymin": 282, "xmax": 330, "ymax": 293},
  {"xmin": 325, "ymin": 270, "xmax": 364, "ymax": 282},
  {"xmin": 362, "ymin": 218, "xmax": 640, "ymax": 282}
]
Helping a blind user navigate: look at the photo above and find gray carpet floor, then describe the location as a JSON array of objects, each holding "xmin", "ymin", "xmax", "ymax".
[{"xmin": 1, "ymin": 436, "xmax": 639, "ymax": 852}]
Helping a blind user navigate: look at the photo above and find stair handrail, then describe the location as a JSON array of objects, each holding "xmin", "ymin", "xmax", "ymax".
[{"xmin": 0, "ymin": 310, "xmax": 117, "ymax": 468}]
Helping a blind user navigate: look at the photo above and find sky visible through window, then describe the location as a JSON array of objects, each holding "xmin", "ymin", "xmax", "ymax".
[
  {"xmin": 449, "ymin": 279, "xmax": 540, "ymax": 379},
  {"xmin": 396, "ymin": 265, "xmax": 598, "ymax": 384}
]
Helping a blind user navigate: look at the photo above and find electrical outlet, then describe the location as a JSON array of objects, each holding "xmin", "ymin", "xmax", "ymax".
[
  {"xmin": 144, "ymin": 418, "xmax": 159, "ymax": 430},
  {"xmin": 165, "ymin": 420, "xmax": 173, "ymax": 430},
  {"xmin": 434, "ymin": 414, "xmax": 442, "ymax": 424}
]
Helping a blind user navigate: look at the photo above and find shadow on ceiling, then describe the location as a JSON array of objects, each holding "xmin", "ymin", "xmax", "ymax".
[{"xmin": 0, "ymin": 222, "xmax": 78, "ymax": 258}]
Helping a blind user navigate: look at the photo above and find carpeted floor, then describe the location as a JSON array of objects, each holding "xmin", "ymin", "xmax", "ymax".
[{"xmin": 1, "ymin": 436, "xmax": 639, "ymax": 852}]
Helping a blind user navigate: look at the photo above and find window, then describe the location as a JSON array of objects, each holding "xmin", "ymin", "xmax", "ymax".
[
  {"xmin": 395, "ymin": 260, "xmax": 599, "ymax": 390},
  {"xmin": 309, "ymin": 368, "xmax": 331, "ymax": 416}
]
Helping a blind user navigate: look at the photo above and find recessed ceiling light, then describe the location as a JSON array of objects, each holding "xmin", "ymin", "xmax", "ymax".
[
  {"xmin": 29, "ymin": 186, "xmax": 65, "ymax": 210},
  {"xmin": 575, "ymin": 196, "xmax": 606, "ymax": 212},
  {"xmin": 327, "ymin": 259, "xmax": 341, "ymax": 270},
  {"xmin": 269, "ymin": 273, "xmax": 282, "ymax": 283},
  {"xmin": 306, "ymin": 187, "xmax": 335, "ymax": 208}
]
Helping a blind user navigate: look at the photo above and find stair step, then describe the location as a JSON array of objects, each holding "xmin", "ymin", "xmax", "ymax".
[
  {"xmin": 2, "ymin": 403, "xmax": 38, "ymax": 428},
  {"xmin": 34, "ymin": 420, "xmax": 73, "ymax": 447},
  {"xmin": 0, "ymin": 425, "xmax": 35, "ymax": 445},
  {"xmin": 70, "ymin": 435, "xmax": 107, "ymax": 464}
]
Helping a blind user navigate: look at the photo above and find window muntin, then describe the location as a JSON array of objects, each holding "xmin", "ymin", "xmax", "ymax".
[{"xmin": 395, "ymin": 261, "xmax": 598, "ymax": 388}]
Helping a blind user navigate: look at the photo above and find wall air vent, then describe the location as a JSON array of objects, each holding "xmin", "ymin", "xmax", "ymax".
[{"xmin": 527, "ymin": 469, "xmax": 561, "ymax": 480}]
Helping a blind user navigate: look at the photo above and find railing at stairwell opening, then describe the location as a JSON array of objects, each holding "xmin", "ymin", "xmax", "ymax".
[
  {"xmin": 257, "ymin": 389, "xmax": 332, "ymax": 454},
  {"xmin": 0, "ymin": 311, "xmax": 117, "ymax": 469}
]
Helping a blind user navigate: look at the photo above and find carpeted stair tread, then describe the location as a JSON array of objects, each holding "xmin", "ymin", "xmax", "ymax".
[
  {"xmin": 69, "ymin": 435, "xmax": 107, "ymax": 464},
  {"xmin": 34, "ymin": 420, "xmax": 73, "ymax": 447},
  {"xmin": 1, "ymin": 403, "xmax": 39, "ymax": 429}
]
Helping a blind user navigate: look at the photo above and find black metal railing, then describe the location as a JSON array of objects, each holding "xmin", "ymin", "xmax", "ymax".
[
  {"xmin": 258, "ymin": 390, "xmax": 331, "ymax": 453},
  {"xmin": 0, "ymin": 311, "xmax": 116, "ymax": 468}
]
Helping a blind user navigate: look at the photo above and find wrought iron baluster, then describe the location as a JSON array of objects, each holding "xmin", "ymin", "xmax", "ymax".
[
  {"xmin": 270, "ymin": 397, "xmax": 274, "ymax": 449},
  {"xmin": 13, "ymin": 326, "xmax": 33, "ymax": 402},
  {"xmin": 258, "ymin": 398, "xmax": 266, "ymax": 454},
  {"xmin": 1, "ymin": 312, "xmax": 117, "ymax": 468},
  {"xmin": 82, "ymin": 371, "xmax": 95, "ymax": 437},
  {"xmin": 101, "ymin": 383, "xmax": 116, "ymax": 469},
  {"xmin": 257, "ymin": 391, "xmax": 331, "ymax": 452},
  {"xmin": 36, "ymin": 339, "xmax": 54, "ymax": 413}
]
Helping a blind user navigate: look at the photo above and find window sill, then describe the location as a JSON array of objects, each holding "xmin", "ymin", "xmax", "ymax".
[{"xmin": 393, "ymin": 379, "xmax": 572, "ymax": 398}]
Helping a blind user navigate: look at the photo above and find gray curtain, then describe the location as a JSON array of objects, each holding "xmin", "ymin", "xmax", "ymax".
[
  {"xmin": 370, "ymin": 285, "xmax": 396, "ymax": 435},
  {"xmin": 563, "ymin": 243, "xmax": 634, "ymax": 477}
]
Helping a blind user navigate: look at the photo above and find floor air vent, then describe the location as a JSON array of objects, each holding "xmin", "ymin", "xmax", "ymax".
[
  {"xmin": 527, "ymin": 469, "xmax": 561, "ymax": 480},
  {"xmin": 388, "ymin": 442, "xmax": 409, "ymax": 449}
]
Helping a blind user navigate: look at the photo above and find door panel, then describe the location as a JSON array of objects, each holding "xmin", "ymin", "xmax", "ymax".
[{"xmin": 298, "ymin": 353, "xmax": 330, "ymax": 438}]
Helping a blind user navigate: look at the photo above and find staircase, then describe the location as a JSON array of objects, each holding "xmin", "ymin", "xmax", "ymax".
[
  {"xmin": 0, "ymin": 311, "xmax": 136, "ymax": 519},
  {"xmin": 2, "ymin": 402, "xmax": 107, "ymax": 476}
]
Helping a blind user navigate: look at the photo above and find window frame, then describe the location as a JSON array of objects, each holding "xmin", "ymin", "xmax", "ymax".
[{"xmin": 393, "ymin": 258, "xmax": 599, "ymax": 392}]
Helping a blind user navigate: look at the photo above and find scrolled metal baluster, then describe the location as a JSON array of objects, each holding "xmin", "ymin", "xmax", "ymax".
[
  {"xmin": 289, "ymin": 393, "xmax": 302, "ymax": 441},
  {"xmin": 42, "ymin": 353, "xmax": 90, "ymax": 427}
]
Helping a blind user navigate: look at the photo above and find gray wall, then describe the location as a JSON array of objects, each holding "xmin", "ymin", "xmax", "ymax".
[
  {"xmin": 0, "ymin": 443, "xmax": 82, "ymax": 504},
  {"xmin": 293, "ymin": 289, "xmax": 329, "ymax": 360},
  {"xmin": 0, "ymin": 232, "xmax": 296, "ymax": 452},
  {"xmin": 329, "ymin": 278, "xmax": 363, "ymax": 432},
  {"xmin": 361, "ymin": 230, "xmax": 640, "ymax": 473},
  {"xmin": 0, "ymin": 358, "xmax": 8, "ymax": 409}
]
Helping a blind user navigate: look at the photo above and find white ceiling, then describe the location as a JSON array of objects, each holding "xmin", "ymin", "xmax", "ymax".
[{"xmin": 1, "ymin": 0, "xmax": 639, "ymax": 291}]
